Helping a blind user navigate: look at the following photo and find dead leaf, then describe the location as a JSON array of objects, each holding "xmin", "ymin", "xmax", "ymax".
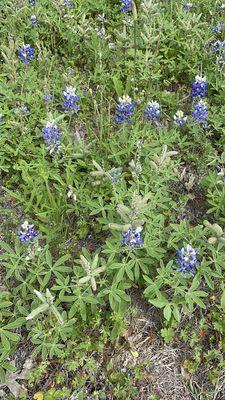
[{"xmin": 0, "ymin": 358, "xmax": 34, "ymax": 398}]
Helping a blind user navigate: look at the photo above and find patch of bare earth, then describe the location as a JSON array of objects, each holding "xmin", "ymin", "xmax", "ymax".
[{"xmin": 114, "ymin": 294, "xmax": 225, "ymax": 400}]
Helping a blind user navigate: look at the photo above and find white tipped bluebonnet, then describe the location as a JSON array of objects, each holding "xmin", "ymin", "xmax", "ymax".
[
  {"xmin": 29, "ymin": 0, "xmax": 35, "ymax": 4},
  {"xmin": 116, "ymin": 95, "xmax": 135, "ymax": 123},
  {"xmin": 110, "ymin": 169, "xmax": 122, "ymax": 183},
  {"xmin": 0, "ymin": 114, "xmax": 3, "ymax": 122},
  {"xmin": 63, "ymin": 86, "xmax": 80, "ymax": 113},
  {"xmin": 190, "ymin": 75, "xmax": 207, "ymax": 99},
  {"xmin": 191, "ymin": 100, "xmax": 208, "ymax": 126},
  {"xmin": 174, "ymin": 244, "xmax": 199, "ymax": 275},
  {"xmin": 121, "ymin": 0, "xmax": 132, "ymax": 13},
  {"xmin": 18, "ymin": 44, "xmax": 35, "ymax": 63},
  {"xmin": 122, "ymin": 227, "xmax": 143, "ymax": 250},
  {"xmin": 44, "ymin": 94, "xmax": 55, "ymax": 103},
  {"xmin": 173, "ymin": 110, "xmax": 187, "ymax": 127},
  {"xmin": 18, "ymin": 221, "xmax": 39, "ymax": 245},
  {"xmin": 213, "ymin": 40, "xmax": 225, "ymax": 52},
  {"xmin": 211, "ymin": 21, "xmax": 225, "ymax": 33},
  {"xmin": 145, "ymin": 101, "xmax": 160, "ymax": 122},
  {"xmin": 14, "ymin": 103, "xmax": 29, "ymax": 115},
  {"xmin": 183, "ymin": 3, "xmax": 194, "ymax": 10},
  {"xmin": 30, "ymin": 15, "xmax": 38, "ymax": 25},
  {"xmin": 42, "ymin": 122, "xmax": 62, "ymax": 153},
  {"xmin": 63, "ymin": 0, "xmax": 75, "ymax": 7}
]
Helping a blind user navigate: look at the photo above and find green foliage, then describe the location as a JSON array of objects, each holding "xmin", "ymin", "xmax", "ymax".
[{"xmin": 0, "ymin": 0, "xmax": 225, "ymax": 397}]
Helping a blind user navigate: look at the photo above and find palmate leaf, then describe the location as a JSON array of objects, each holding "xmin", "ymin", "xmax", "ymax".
[
  {"xmin": 77, "ymin": 253, "xmax": 105, "ymax": 291},
  {"xmin": 26, "ymin": 290, "xmax": 63, "ymax": 324}
]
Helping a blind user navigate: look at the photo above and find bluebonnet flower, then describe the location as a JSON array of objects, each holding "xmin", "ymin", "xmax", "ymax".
[
  {"xmin": 211, "ymin": 21, "xmax": 225, "ymax": 33},
  {"xmin": 174, "ymin": 244, "xmax": 199, "ymax": 275},
  {"xmin": 21, "ymin": 104, "xmax": 29, "ymax": 113},
  {"xmin": 63, "ymin": 86, "xmax": 80, "ymax": 113},
  {"xmin": 63, "ymin": 0, "xmax": 75, "ymax": 8},
  {"xmin": 42, "ymin": 122, "xmax": 62, "ymax": 148},
  {"xmin": 18, "ymin": 221, "xmax": 39, "ymax": 245},
  {"xmin": 190, "ymin": 75, "xmax": 207, "ymax": 99},
  {"xmin": 18, "ymin": 44, "xmax": 35, "ymax": 63},
  {"xmin": 121, "ymin": 0, "xmax": 132, "ymax": 13},
  {"xmin": 216, "ymin": 53, "xmax": 225, "ymax": 68},
  {"xmin": 29, "ymin": 0, "xmax": 35, "ymax": 4},
  {"xmin": 0, "ymin": 114, "xmax": 4, "ymax": 122},
  {"xmin": 44, "ymin": 94, "xmax": 55, "ymax": 102},
  {"xmin": 30, "ymin": 15, "xmax": 38, "ymax": 24},
  {"xmin": 129, "ymin": 159, "xmax": 142, "ymax": 178},
  {"xmin": 145, "ymin": 101, "xmax": 160, "ymax": 122},
  {"xmin": 191, "ymin": 100, "xmax": 208, "ymax": 126},
  {"xmin": 212, "ymin": 41, "xmax": 225, "ymax": 67},
  {"xmin": 122, "ymin": 227, "xmax": 143, "ymax": 250},
  {"xmin": 183, "ymin": 3, "xmax": 194, "ymax": 10},
  {"xmin": 173, "ymin": 110, "xmax": 188, "ymax": 127},
  {"xmin": 115, "ymin": 95, "xmax": 135, "ymax": 123},
  {"xmin": 212, "ymin": 40, "xmax": 225, "ymax": 52},
  {"xmin": 110, "ymin": 169, "xmax": 122, "ymax": 183},
  {"xmin": 14, "ymin": 103, "xmax": 29, "ymax": 115}
]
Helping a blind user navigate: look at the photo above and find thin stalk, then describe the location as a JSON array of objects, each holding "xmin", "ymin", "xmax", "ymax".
[{"xmin": 132, "ymin": 1, "xmax": 138, "ymax": 97}]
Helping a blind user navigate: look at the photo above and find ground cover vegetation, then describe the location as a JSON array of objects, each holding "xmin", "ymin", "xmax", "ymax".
[{"xmin": 1, "ymin": 0, "xmax": 225, "ymax": 398}]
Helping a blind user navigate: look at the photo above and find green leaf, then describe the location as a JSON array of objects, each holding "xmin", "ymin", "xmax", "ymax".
[
  {"xmin": 0, "ymin": 332, "xmax": 10, "ymax": 351},
  {"xmin": 173, "ymin": 305, "xmax": 180, "ymax": 322},
  {"xmin": 163, "ymin": 304, "xmax": 172, "ymax": 321},
  {"xmin": 45, "ymin": 249, "xmax": 52, "ymax": 268},
  {"xmin": 3, "ymin": 330, "xmax": 20, "ymax": 342},
  {"xmin": 26, "ymin": 304, "xmax": 49, "ymax": 320},
  {"xmin": 53, "ymin": 254, "xmax": 71, "ymax": 268},
  {"xmin": 115, "ymin": 267, "xmax": 125, "ymax": 283},
  {"xmin": 112, "ymin": 76, "xmax": 123, "ymax": 97},
  {"xmin": 0, "ymin": 366, "xmax": 6, "ymax": 383},
  {"xmin": 4, "ymin": 318, "xmax": 25, "ymax": 330},
  {"xmin": 149, "ymin": 299, "xmax": 168, "ymax": 308},
  {"xmin": 221, "ymin": 289, "xmax": 225, "ymax": 311},
  {"xmin": 126, "ymin": 266, "xmax": 134, "ymax": 281},
  {"xmin": 0, "ymin": 301, "xmax": 12, "ymax": 309},
  {"xmin": 0, "ymin": 240, "xmax": 13, "ymax": 254}
]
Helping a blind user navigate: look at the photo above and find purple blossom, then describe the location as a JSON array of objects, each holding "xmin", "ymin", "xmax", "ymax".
[
  {"xmin": 18, "ymin": 44, "xmax": 35, "ymax": 63},
  {"xmin": 121, "ymin": 0, "xmax": 132, "ymax": 13},
  {"xmin": 211, "ymin": 21, "xmax": 225, "ymax": 33},
  {"xmin": 30, "ymin": 15, "xmax": 38, "ymax": 24},
  {"xmin": 183, "ymin": 3, "xmax": 194, "ymax": 10},
  {"xmin": 63, "ymin": 0, "xmax": 75, "ymax": 8},
  {"xmin": 212, "ymin": 40, "xmax": 225, "ymax": 52},
  {"xmin": 63, "ymin": 86, "xmax": 80, "ymax": 113},
  {"xmin": 18, "ymin": 221, "xmax": 39, "ymax": 245},
  {"xmin": 145, "ymin": 101, "xmax": 160, "ymax": 122},
  {"xmin": 116, "ymin": 95, "xmax": 135, "ymax": 123},
  {"xmin": 42, "ymin": 122, "xmax": 61, "ymax": 143},
  {"xmin": 191, "ymin": 101, "xmax": 208, "ymax": 126},
  {"xmin": 44, "ymin": 94, "xmax": 55, "ymax": 102},
  {"xmin": 174, "ymin": 244, "xmax": 199, "ymax": 275},
  {"xmin": 190, "ymin": 75, "xmax": 207, "ymax": 99},
  {"xmin": 14, "ymin": 103, "xmax": 29, "ymax": 115},
  {"xmin": 110, "ymin": 169, "xmax": 122, "ymax": 183},
  {"xmin": 122, "ymin": 227, "xmax": 143, "ymax": 250},
  {"xmin": 173, "ymin": 110, "xmax": 187, "ymax": 127},
  {"xmin": 42, "ymin": 122, "xmax": 62, "ymax": 153}
]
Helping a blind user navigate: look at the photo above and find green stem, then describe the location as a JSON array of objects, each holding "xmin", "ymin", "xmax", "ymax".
[
  {"xmin": 133, "ymin": 19, "xmax": 137, "ymax": 96},
  {"xmin": 132, "ymin": 1, "xmax": 138, "ymax": 97}
]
